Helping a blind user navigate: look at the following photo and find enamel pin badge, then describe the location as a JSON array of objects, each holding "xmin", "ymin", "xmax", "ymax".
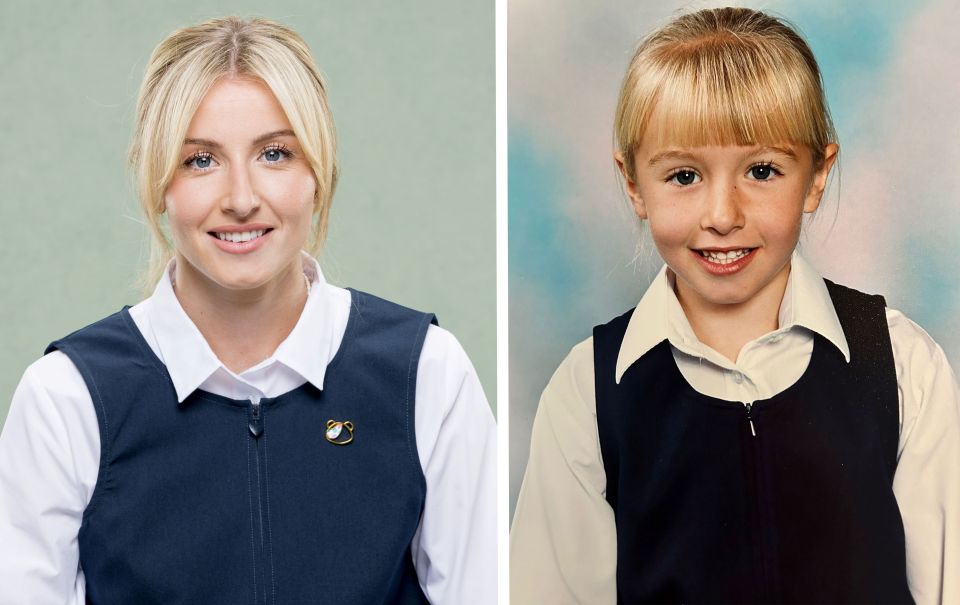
[{"xmin": 325, "ymin": 420, "xmax": 354, "ymax": 445}]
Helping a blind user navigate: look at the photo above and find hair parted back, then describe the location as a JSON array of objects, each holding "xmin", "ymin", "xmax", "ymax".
[
  {"xmin": 130, "ymin": 16, "xmax": 338, "ymax": 290},
  {"xmin": 615, "ymin": 7, "xmax": 836, "ymax": 180}
]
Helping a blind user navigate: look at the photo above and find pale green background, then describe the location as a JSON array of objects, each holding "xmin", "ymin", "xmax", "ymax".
[{"xmin": 0, "ymin": 0, "xmax": 495, "ymax": 424}]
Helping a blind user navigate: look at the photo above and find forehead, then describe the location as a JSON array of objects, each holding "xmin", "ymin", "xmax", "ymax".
[
  {"xmin": 638, "ymin": 144, "xmax": 813, "ymax": 175},
  {"xmin": 636, "ymin": 93, "xmax": 811, "ymax": 154},
  {"xmin": 187, "ymin": 78, "xmax": 292, "ymax": 137},
  {"xmin": 620, "ymin": 35, "xmax": 829, "ymax": 160}
]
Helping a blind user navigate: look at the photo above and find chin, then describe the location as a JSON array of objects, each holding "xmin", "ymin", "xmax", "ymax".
[
  {"xmin": 679, "ymin": 276, "xmax": 755, "ymax": 307},
  {"xmin": 705, "ymin": 292, "xmax": 754, "ymax": 306},
  {"xmin": 210, "ymin": 270, "xmax": 272, "ymax": 291}
]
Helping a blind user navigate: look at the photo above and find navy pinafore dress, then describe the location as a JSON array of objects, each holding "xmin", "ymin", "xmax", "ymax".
[
  {"xmin": 593, "ymin": 280, "xmax": 913, "ymax": 604},
  {"xmin": 47, "ymin": 289, "xmax": 435, "ymax": 604}
]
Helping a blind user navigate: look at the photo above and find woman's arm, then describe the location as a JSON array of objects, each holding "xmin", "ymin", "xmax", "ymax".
[
  {"xmin": 510, "ymin": 338, "xmax": 617, "ymax": 605},
  {"xmin": 410, "ymin": 325, "xmax": 497, "ymax": 604},
  {"xmin": 888, "ymin": 309, "xmax": 960, "ymax": 605},
  {"xmin": 0, "ymin": 351, "xmax": 99, "ymax": 604}
]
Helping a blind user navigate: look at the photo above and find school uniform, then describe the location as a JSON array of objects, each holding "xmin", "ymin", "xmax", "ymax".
[
  {"xmin": 0, "ymin": 252, "xmax": 496, "ymax": 604},
  {"xmin": 511, "ymin": 252, "xmax": 960, "ymax": 604}
]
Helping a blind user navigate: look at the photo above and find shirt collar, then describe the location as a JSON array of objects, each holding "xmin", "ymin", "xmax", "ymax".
[
  {"xmin": 147, "ymin": 251, "xmax": 334, "ymax": 403},
  {"xmin": 614, "ymin": 251, "xmax": 850, "ymax": 384}
]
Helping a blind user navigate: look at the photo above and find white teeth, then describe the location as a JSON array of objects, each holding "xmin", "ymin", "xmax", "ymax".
[
  {"xmin": 698, "ymin": 248, "xmax": 751, "ymax": 264},
  {"xmin": 216, "ymin": 229, "xmax": 265, "ymax": 243}
]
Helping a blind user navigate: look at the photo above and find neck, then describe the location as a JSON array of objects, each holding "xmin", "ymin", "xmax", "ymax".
[
  {"xmin": 172, "ymin": 255, "xmax": 309, "ymax": 374},
  {"xmin": 674, "ymin": 263, "xmax": 790, "ymax": 364}
]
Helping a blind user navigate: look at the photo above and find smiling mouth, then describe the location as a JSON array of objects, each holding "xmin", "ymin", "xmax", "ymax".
[
  {"xmin": 209, "ymin": 228, "xmax": 273, "ymax": 243},
  {"xmin": 695, "ymin": 248, "xmax": 756, "ymax": 265}
]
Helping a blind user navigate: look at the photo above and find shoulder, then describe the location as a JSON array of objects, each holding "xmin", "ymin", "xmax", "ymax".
[
  {"xmin": 884, "ymin": 306, "xmax": 959, "ymax": 444},
  {"xmin": 418, "ymin": 325, "xmax": 474, "ymax": 390},
  {"xmin": 540, "ymin": 336, "xmax": 597, "ymax": 419},
  {"xmin": 20, "ymin": 349, "xmax": 90, "ymax": 402},
  {"xmin": 421, "ymin": 324, "xmax": 468, "ymax": 365},
  {"xmin": 46, "ymin": 308, "xmax": 132, "ymax": 355},
  {"xmin": 417, "ymin": 324, "xmax": 488, "ymax": 411},
  {"xmin": 594, "ymin": 306, "xmax": 635, "ymax": 335},
  {"xmin": 822, "ymin": 279, "xmax": 888, "ymax": 323},
  {"xmin": 7, "ymin": 350, "xmax": 99, "ymax": 470},
  {"xmin": 348, "ymin": 288, "xmax": 433, "ymax": 321},
  {"xmin": 885, "ymin": 307, "xmax": 949, "ymax": 368},
  {"xmin": 885, "ymin": 307, "xmax": 957, "ymax": 399}
]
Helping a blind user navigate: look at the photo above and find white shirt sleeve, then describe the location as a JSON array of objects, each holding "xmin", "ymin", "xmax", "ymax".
[
  {"xmin": 410, "ymin": 325, "xmax": 497, "ymax": 605},
  {"xmin": 509, "ymin": 337, "xmax": 617, "ymax": 605},
  {"xmin": 0, "ymin": 351, "xmax": 98, "ymax": 605},
  {"xmin": 888, "ymin": 309, "xmax": 960, "ymax": 605}
]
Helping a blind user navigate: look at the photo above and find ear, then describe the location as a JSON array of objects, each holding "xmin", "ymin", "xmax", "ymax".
[
  {"xmin": 615, "ymin": 151, "xmax": 648, "ymax": 220},
  {"xmin": 803, "ymin": 143, "xmax": 839, "ymax": 213}
]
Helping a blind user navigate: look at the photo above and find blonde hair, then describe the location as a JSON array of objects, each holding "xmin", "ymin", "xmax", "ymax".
[
  {"xmin": 130, "ymin": 16, "xmax": 338, "ymax": 290},
  {"xmin": 615, "ymin": 7, "xmax": 836, "ymax": 180}
]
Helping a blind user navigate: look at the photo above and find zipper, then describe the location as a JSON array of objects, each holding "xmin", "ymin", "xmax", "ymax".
[
  {"xmin": 743, "ymin": 400, "xmax": 778, "ymax": 602},
  {"xmin": 248, "ymin": 396, "xmax": 270, "ymax": 604},
  {"xmin": 745, "ymin": 402, "xmax": 756, "ymax": 437}
]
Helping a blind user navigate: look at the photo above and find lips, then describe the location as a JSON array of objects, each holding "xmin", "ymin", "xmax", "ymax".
[
  {"xmin": 207, "ymin": 227, "xmax": 273, "ymax": 254},
  {"xmin": 213, "ymin": 228, "xmax": 268, "ymax": 243},
  {"xmin": 692, "ymin": 247, "xmax": 758, "ymax": 275},
  {"xmin": 696, "ymin": 248, "xmax": 753, "ymax": 265}
]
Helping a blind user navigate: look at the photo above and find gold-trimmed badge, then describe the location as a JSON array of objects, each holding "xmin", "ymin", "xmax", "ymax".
[{"xmin": 325, "ymin": 420, "xmax": 354, "ymax": 445}]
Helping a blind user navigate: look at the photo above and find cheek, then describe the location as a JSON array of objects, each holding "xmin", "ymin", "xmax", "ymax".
[
  {"xmin": 272, "ymin": 174, "xmax": 317, "ymax": 239},
  {"xmin": 645, "ymin": 201, "xmax": 696, "ymax": 248},
  {"xmin": 267, "ymin": 172, "xmax": 315, "ymax": 211},
  {"xmin": 756, "ymin": 207, "xmax": 804, "ymax": 248},
  {"xmin": 163, "ymin": 179, "xmax": 210, "ymax": 235}
]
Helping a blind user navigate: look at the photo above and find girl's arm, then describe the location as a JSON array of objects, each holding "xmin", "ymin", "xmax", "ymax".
[
  {"xmin": 888, "ymin": 309, "xmax": 960, "ymax": 605},
  {"xmin": 0, "ymin": 351, "xmax": 98, "ymax": 604},
  {"xmin": 410, "ymin": 325, "xmax": 497, "ymax": 604},
  {"xmin": 510, "ymin": 338, "xmax": 617, "ymax": 605}
]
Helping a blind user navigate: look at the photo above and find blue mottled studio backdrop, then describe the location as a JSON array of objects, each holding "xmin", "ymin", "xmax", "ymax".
[{"xmin": 509, "ymin": 0, "xmax": 960, "ymax": 515}]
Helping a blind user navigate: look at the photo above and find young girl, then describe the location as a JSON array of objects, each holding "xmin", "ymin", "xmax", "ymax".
[
  {"xmin": 0, "ymin": 17, "xmax": 495, "ymax": 603},
  {"xmin": 511, "ymin": 7, "xmax": 958, "ymax": 604}
]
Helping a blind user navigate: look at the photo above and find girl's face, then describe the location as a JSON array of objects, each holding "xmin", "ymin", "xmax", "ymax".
[
  {"xmin": 164, "ymin": 77, "xmax": 316, "ymax": 294},
  {"xmin": 619, "ymin": 136, "xmax": 838, "ymax": 312}
]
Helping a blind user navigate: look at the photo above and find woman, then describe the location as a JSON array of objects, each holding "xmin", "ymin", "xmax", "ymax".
[{"xmin": 0, "ymin": 17, "xmax": 495, "ymax": 604}]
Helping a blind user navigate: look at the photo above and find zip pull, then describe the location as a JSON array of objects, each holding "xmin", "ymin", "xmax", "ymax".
[
  {"xmin": 745, "ymin": 402, "xmax": 756, "ymax": 437},
  {"xmin": 248, "ymin": 397, "xmax": 263, "ymax": 439}
]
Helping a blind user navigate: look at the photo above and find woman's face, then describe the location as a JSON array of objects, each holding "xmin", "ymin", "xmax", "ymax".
[
  {"xmin": 619, "ymin": 132, "xmax": 837, "ymax": 313},
  {"xmin": 164, "ymin": 77, "xmax": 316, "ymax": 294}
]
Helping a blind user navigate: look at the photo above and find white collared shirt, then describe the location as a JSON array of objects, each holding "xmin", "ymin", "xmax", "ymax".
[
  {"xmin": 511, "ymin": 253, "xmax": 960, "ymax": 605},
  {"xmin": 0, "ymin": 253, "xmax": 497, "ymax": 605}
]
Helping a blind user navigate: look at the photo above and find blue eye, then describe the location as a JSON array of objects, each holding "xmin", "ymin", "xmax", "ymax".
[
  {"xmin": 185, "ymin": 152, "xmax": 214, "ymax": 170},
  {"xmin": 748, "ymin": 163, "xmax": 780, "ymax": 180},
  {"xmin": 262, "ymin": 145, "xmax": 292, "ymax": 163},
  {"xmin": 668, "ymin": 169, "xmax": 700, "ymax": 186}
]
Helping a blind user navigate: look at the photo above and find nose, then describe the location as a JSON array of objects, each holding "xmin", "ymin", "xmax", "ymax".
[
  {"xmin": 700, "ymin": 179, "xmax": 745, "ymax": 235},
  {"xmin": 220, "ymin": 164, "xmax": 260, "ymax": 217}
]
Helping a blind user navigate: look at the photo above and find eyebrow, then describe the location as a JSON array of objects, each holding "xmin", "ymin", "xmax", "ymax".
[
  {"xmin": 183, "ymin": 129, "xmax": 296, "ymax": 148},
  {"xmin": 646, "ymin": 145, "xmax": 798, "ymax": 167},
  {"xmin": 647, "ymin": 150, "xmax": 698, "ymax": 167}
]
